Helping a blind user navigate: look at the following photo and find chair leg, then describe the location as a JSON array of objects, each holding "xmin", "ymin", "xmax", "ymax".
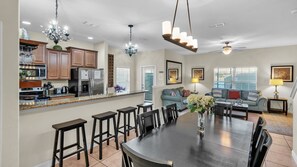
[
  {"xmin": 137, "ymin": 106, "xmax": 140, "ymax": 115},
  {"xmin": 76, "ymin": 127, "xmax": 80, "ymax": 160},
  {"xmin": 107, "ymin": 119, "xmax": 110, "ymax": 145},
  {"xmin": 90, "ymin": 118, "xmax": 96, "ymax": 154},
  {"xmin": 59, "ymin": 131, "xmax": 64, "ymax": 167},
  {"xmin": 133, "ymin": 111, "xmax": 139, "ymax": 137},
  {"xmin": 81, "ymin": 125, "xmax": 89, "ymax": 167},
  {"xmin": 99, "ymin": 120, "xmax": 103, "ymax": 160},
  {"xmin": 51, "ymin": 130, "xmax": 59, "ymax": 167},
  {"xmin": 124, "ymin": 113, "xmax": 127, "ymax": 142},
  {"xmin": 127, "ymin": 112, "xmax": 130, "ymax": 136},
  {"xmin": 113, "ymin": 116, "xmax": 119, "ymax": 150}
]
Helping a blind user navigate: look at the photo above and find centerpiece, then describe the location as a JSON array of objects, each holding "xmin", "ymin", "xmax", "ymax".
[{"xmin": 187, "ymin": 94, "xmax": 214, "ymax": 137}]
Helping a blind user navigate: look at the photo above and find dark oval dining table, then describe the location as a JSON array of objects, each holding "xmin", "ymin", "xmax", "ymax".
[{"xmin": 124, "ymin": 112, "xmax": 254, "ymax": 167}]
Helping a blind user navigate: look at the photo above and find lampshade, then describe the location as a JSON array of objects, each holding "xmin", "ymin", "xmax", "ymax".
[
  {"xmin": 192, "ymin": 78, "xmax": 199, "ymax": 83},
  {"xmin": 170, "ymin": 77, "xmax": 177, "ymax": 83},
  {"xmin": 269, "ymin": 79, "xmax": 283, "ymax": 86},
  {"xmin": 222, "ymin": 46, "xmax": 232, "ymax": 55}
]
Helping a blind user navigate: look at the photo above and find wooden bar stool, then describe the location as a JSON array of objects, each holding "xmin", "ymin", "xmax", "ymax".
[
  {"xmin": 51, "ymin": 118, "xmax": 89, "ymax": 167},
  {"xmin": 137, "ymin": 103, "xmax": 153, "ymax": 114},
  {"xmin": 89, "ymin": 111, "xmax": 119, "ymax": 160},
  {"xmin": 116, "ymin": 107, "xmax": 139, "ymax": 142}
]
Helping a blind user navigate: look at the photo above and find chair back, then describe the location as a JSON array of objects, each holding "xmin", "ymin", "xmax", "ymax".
[
  {"xmin": 121, "ymin": 143, "xmax": 173, "ymax": 167},
  {"xmin": 161, "ymin": 103, "xmax": 178, "ymax": 124},
  {"xmin": 252, "ymin": 116, "xmax": 266, "ymax": 156},
  {"xmin": 250, "ymin": 129, "xmax": 272, "ymax": 167},
  {"xmin": 138, "ymin": 109, "xmax": 161, "ymax": 136},
  {"xmin": 213, "ymin": 103, "xmax": 231, "ymax": 117}
]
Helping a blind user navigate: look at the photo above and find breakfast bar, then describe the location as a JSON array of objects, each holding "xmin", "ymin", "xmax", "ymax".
[{"xmin": 19, "ymin": 91, "xmax": 145, "ymax": 167}]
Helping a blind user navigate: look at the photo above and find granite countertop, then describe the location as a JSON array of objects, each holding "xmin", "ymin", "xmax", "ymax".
[
  {"xmin": 49, "ymin": 93, "xmax": 76, "ymax": 98},
  {"xmin": 20, "ymin": 90, "xmax": 145, "ymax": 111}
]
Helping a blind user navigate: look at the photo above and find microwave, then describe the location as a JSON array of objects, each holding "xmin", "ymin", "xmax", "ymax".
[{"xmin": 19, "ymin": 64, "xmax": 47, "ymax": 80}]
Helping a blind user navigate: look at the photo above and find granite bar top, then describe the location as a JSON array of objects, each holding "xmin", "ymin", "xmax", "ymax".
[
  {"xmin": 20, "ymin": 90, "xmax": 145, "ymax": 111},
  {"xmin": 49, "ymin": 93, "xmax": 76, "ymax": 98}
]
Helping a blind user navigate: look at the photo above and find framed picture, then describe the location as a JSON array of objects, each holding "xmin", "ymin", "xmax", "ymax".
[
  {"xmin": 271, "ymin": 65, "xmax": 294, "ymax": 82},
  {"xmin": 168, "ymin": 68, "xmax": 179, "ymax": 80},
  {"xmin": 192, "ymin": 68, "xmax": 204, "ymax": 80}
]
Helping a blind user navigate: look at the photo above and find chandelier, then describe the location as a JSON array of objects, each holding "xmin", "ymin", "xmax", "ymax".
[
  {"xmin": 43, "ymin": 0, "xmax": 70, "ymax": 47},
  {"xmin": 162, "ymin": 0, "xmax": 198, "ymax": 52},
  {"xmin": 222, "ymin": 42, "xmax": 232, "ymax": 55},
  {"xmin": 125, "ymin": 25, "xmax": 138, "ymax": 56}
]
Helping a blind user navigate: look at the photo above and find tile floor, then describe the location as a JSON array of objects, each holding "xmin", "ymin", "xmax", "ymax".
[{"xmin": 56, "ymin": 112, "xmax": 296, "ymax": 167}]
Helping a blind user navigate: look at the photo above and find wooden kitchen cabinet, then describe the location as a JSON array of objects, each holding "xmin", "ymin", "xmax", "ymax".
[
  {"xmin": 20, "ymin": 39, "xmax": 48, "ymax": 64},
  {"xmin": 47, "ymin": 49, "xmax": 71, "ymax": 80},
  {"xmin": 67, "ymin": 47, "xmax": 97, "ymax": 68}
]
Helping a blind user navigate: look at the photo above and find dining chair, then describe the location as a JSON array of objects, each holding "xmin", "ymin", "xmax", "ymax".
[
  {"xmin": 138, "ymin": 109, "xmax": 161, "ymax": 136},
  {"xmin": 213, "ymin": 103, "xmax": 232, "ymax": 117},
  {"xmin": 121, "ymin": 142, "xmax": 173, "ymax": 167},
  {"xmin": 249, "ymin": 129, "xmax": 272, "ymax": 167},
  {"xmin": 161, "ymin": 103, "xmax": 178, "ymax": 124},
  {"xmin": 251, "ymin": 116, "xmax": 266, "ymax": 157}
]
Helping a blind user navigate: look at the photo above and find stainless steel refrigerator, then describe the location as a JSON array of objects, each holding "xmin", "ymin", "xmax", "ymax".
[{"xmin": 69, "ymin": 68, "xmax": 104, "ymax": 97}]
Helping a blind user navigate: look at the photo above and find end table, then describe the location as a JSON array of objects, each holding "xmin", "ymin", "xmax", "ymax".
[{"xmin": 267, "ymin": 98, "xmax": 288, "ymax": 116}]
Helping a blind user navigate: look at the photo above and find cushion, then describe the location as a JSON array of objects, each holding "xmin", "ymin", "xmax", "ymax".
[
  {"xmin": 170, "ymin": 90, "xmax": 176, "ymax": 96},
  {"xmin": 183, "ymin": 90, "xmax": 191, "ymax": 97},
  {"xmin": 163, "ymin": 89, "xmax": 172, "ymax": 96},
  {"xmin": 228, "ymin": 90, "xmax": 240, "ymax": 99},
  {"xmin": 242, "ymin": 100, "xmax": 257, "ymax": 106},
  {"xmin": 212, "ymin": 89, "xmax": 223, "ymax": 98},
  {"xmin": 176, "ymin": 87, "xmax": 184, "ymax": 96},
  {"xmin": 241, "ymin": 91, "xmax": 249, "ymax": 100},
  {"xmin": 247, "ymin": 92, "xmax": 259, "ymax": 101}
]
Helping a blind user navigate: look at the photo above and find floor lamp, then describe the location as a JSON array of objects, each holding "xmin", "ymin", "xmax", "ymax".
[
  {"xmin": 269, "ymin": 79, "xmax": 283, "ymax": 99},
  {"xmin": 192, "ymin": 78, "xmax": 199, "ymax": 93}
]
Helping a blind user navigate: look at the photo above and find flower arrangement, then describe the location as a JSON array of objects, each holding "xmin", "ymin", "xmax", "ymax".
[
  {"xmin": 187, "ymin": 94, "xmax": 215, "ymax": 113},
  {"xmin": 114, "ymin": 84, "xmax": 126, "ymax": 92}
]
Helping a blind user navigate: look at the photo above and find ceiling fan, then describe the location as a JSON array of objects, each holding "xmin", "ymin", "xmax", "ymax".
[{"xmin": 207, "ymin": 41, "xmax": 247, "ymax": 55}]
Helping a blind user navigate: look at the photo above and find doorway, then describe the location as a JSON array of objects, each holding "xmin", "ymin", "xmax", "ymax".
[{"xmin": 141, "ymin": 66, "xmax": 156, "ymax": 102}]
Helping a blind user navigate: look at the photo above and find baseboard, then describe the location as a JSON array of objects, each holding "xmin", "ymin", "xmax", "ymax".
[
  {"xmin": 33, "ymin": 160, "xmax": 51, "ymax": 167},
  {"xmin": 292, "ymin": 150, "xmax": 297, "ymax": 164}
]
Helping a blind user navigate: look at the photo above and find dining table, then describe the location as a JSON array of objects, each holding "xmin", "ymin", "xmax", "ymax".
[{"xmin": 124, "ymin": 112, "xmax": 254, "ymax": 167}]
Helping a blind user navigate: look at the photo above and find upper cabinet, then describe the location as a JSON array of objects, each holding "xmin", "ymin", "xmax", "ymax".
[
  {"xmin": 67, "ymin": 47, "xmax": 97, "ymax": 68},
  {"xmin": 19, "ymin": 39, "xmax": 48, "ymax": 64},
  {"xmin": 47, "ymin": 49, "xmax": 71, "ymax": 80}
]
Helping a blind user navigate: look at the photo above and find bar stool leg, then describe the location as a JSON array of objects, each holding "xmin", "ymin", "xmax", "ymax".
[
  {"xmin": 76, "ymin": 127, "xmax": 80, "ymax": 160},
  {"xmin": 127, "ymin": 112, "xmax": 130, "ymax": 136},
  {"xmin": 124, "ymin": 113, "xmax": 127, "ymax": 142},
  {"xmin": 59, "ymin": 131, "xmax": 64, "ymax": 167},
  {"xmin": 113, "ymin": 116, "xmax": 119, "ymax": 150},
  {"xmin": 99, "ymin": 120, "xmax": 103, "ymax": 160},
  {"xmin": 137, "ymin": 106, "xmax": 140, "ymax": 115},
  {"xmin": 107, "ymin": 119, "xmax": 110, "ymax": 145},
  {"xmin": 51, "ymin": 130, "xmax": 59, "ymax": 167},
  {"xmin": 90, "ymin": 118, "xmax": 96, "ymax": 154},
  {"xmin": 116, "ymin": 113, "xmax": 121, "ymax": 135},
  {"xmin": 133, "ymin": 111, "xmax": 139, "ymax": 137},
  {"xmin": 81, "ymin": 125, "xmax": 89, "ymax": 167},
  {"xmin": 150, "ymin": 106, "xmax": 153, "ymax": 111}
]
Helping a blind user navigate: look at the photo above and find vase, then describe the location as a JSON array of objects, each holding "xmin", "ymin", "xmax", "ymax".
[{"xmin": 197, "ymin": 112, "xmax": 205, "ymax": 138}]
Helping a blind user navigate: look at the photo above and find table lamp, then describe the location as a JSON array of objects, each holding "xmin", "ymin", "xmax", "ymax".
[
  {"xmin": 269, "ymin": 79, "xmax": 283, "ymax": 99},
  {"xmin": 170, "ymin": 77, "xmax": 177, "ymax": 83},
  {"xmin": 191, "ymin": 77, "xmax": 199, "ymax": 93}
]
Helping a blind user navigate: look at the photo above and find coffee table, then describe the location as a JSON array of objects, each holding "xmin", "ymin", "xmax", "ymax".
[{"xmin": 232, "ymin": 103, "xmax": 249, "ymax": 120}]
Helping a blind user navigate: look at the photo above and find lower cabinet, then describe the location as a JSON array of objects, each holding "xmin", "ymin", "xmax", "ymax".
[{"xmin": 47, "ymin": 49, "xmax": 71, "ymax": 80}]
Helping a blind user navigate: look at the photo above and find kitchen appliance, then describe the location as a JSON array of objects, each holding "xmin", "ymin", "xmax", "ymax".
[
  {"xmin": 19, "ymin": 64, "xmax": 47, "ymax": 80},
  {"xmin": 61, "ymin": 86, "xmax": 69, "ymax": 94},
  {"xmin": 54, "ymin": 88, "xmax": 62, "ymax": 94},
  {"xmin": 68, "ymin": 68, "xmax": 104, "ymax": 97},
  {"xmin": 19, "ymin": 87, "xmax": 50, "ymax": 105}
]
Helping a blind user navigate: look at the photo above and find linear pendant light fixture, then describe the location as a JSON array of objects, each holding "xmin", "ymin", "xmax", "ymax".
[{"xmin": 162, "ymin": 0, "xmax": 198, "ymax": 52}]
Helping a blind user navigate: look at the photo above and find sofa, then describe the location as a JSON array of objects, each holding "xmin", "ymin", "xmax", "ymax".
[
  {"xmin": 161, "ymin": 87, "xmax": 189, "ymax": 111},
  {"xmin": 206, "ymin": 88, "xmax": 267, "ymax": 113}
]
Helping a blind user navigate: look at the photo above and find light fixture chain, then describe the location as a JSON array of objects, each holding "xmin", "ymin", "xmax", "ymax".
[
  {"xmin": 55, "ymin": 0, "xmax": 58, "ymax": 21},
  {"xmin": 186, "ymin": 0, "xmax": 192, "ymax": 35},
  {"xmin": 130, "ymin": 26, "xmax": 132, "ymax": 42},
  {"xmin": 172, "ymin": 0, "xmax": 179, "ymax": 30}
]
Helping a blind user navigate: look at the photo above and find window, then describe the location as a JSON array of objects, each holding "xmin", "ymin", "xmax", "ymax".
[
  {"xmin": 116, "ymin": 68, "xmax": 130, "ymax": 93},
  {"xmin": 214, "ymin": 67, "xmax": 257, "ymax": 90}
]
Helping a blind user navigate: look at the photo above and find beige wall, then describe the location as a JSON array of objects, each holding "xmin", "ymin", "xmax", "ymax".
[
  {"xmin": 0, "ymin": 0, "xmax": 19, "ymax": 166},
  {"xmin": 293, "ymin": 95, "xmax": 297, "ymax": 162},
  {"xmin": 184, "ymin": 45, "xmax": 297, "ymax": 112}
]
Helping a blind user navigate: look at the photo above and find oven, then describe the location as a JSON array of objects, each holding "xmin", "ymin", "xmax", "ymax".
[{"xmin": 19, "ymin": 64, "xmax": 46, "ymax": 80}]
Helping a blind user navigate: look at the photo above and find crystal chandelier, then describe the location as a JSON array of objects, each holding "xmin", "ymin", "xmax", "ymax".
[
  {"xmin": 43, "ymin": 0, "xmax": 70, "ymax": 47},
  {"xmin": 162, "ymin": 0, "xmax": 198, "ymax": 52},
  {"xmin": 125, "ymin": 25, "xmax": 138, "ymax": 56}
]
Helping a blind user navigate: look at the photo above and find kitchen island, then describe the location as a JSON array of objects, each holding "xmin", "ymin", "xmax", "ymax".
[{"xmin": 20, "ymin": 90, "xmax": 145, "ymax": 167}]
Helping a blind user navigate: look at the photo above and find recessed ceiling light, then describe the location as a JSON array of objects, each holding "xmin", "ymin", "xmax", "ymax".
[
  {"xmin": 88, "ymin": 37, "xmax": 94, "ymax": 40},
  {"xmin": 22, "ymin": 21, "xmax": 31, "ymax": 25},
  {"xmin": 209, "ymin": 22, "xmax": 225, "ymax": 28}
]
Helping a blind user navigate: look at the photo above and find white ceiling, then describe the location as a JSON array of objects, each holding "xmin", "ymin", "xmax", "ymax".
[{"xmin": 20, "ymin": 0, "xmax": 297, "ymax": 55}]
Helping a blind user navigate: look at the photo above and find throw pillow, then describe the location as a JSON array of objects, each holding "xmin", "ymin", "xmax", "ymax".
[
  {"xmin": 212, "ymin": 89, "xmax": 223, "ymax": 98},
  {"xmin": 183, "ymin": 90, "xmax": 191, "ymax": 97},
  {"xmin": 228, "ymin": 90, "xmax": 240, "ymax": 99},
  {"xmin": 248, "ymin": 92, "xmax": 259, "ymax": 101},
  {"xmin": 170, "ymin": 90, "xmax": 176, "ymax": 96}
]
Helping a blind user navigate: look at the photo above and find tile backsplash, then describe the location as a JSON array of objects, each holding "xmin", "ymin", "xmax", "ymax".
[{"xmin": 42, "ymin": 80, "xmax": 68, "ymax": 88}]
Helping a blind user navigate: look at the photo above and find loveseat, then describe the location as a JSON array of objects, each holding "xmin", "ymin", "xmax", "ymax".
[
  {"xmin": 161, "ymin": 87, "xmax": 189, "ymax": 111},
  {"xmin": 206, "ymin": 88, "xmax": 267, "ymax": 113}
]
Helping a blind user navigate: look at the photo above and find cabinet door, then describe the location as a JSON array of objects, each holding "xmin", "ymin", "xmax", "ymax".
[
  {"xmin": 59, "ymin": 52, "xmax": 71, "ymax": 79},
  {"xmin": 33, "ymin": 43, "xmax": 46, "ymax": 64},
  {"xmin": 47, "ymin": 50, "xmax": 59, "ymax": 79},
  {"xmin": 84, "ymin": 51, "xmax": 97, "ymax": 68},
  {"xmin": 71, "ymin": 49, "xmax": 84, "ymax": 67}
]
